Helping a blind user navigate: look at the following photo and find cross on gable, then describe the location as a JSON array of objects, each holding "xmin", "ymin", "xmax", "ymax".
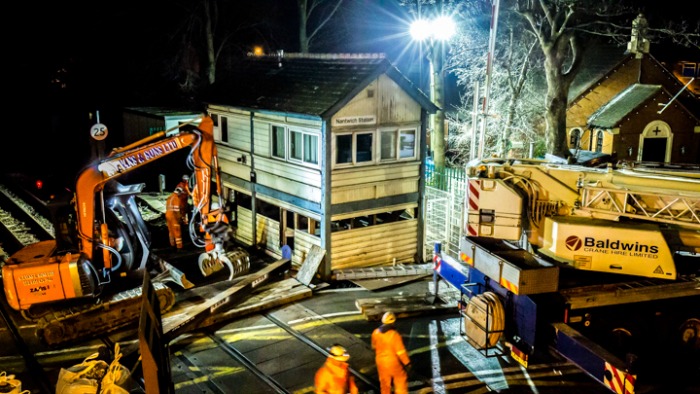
[{"xmin": 652, "ymin": 126, "xmax": 662, "ymax": 135}]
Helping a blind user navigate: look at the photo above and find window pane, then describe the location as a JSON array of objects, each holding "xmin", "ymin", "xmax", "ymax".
[
  {"xmin": 356, "ymin": 133, "xmax": 373, "ymax": 163},
  {"xmin": 336, "ymin": 135, "xmax": 352, "ymax": 164},
  {"xmin": 304, "ymin": 134, "xmax": 318, "ymax": 164},
  {"xmin": 272, "ymin": 126, "xmax": 285, "ymax": 158},
  {"xmin": 399, "ymin": 130, "xmax": 415, "ymax": 159},
  {"xmin": 290, "ymin": 131, "xmax": 303, "ymax": 160},
  {"xmin": 380, "ymin": 130, "xmax": 396, "ymax": 160}
]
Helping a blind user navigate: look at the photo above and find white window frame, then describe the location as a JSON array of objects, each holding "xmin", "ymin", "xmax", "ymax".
[
  {"xmin": 288, "ymin": 127, "xmax": 321, "ymax": 168},
  {"xmin": 270, "ymin": 124, "xmax": 287, "ymax": 160},
  {"xmin": 268, "ymin": 124, "xmax": 320, "ymax": 168},
  {"xmin": 335, "ymin": 132, "xmax": 354, "ymax": 166},
  {"xmin": 398, "ymin": 128, "xmax": 417, "ymax": 160},
  {"xmin": 354, "ymin": 131, "xmax": 374, "ymax": 165},
  {"xmin": 334, "ymin": 129, "xmax": 376, "ymax": 168},
  {"xmin": 379, "ymin": 126, "xmax": 418, "ymax": 162}
]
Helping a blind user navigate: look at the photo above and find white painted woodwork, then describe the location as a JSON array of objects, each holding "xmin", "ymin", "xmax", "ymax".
[
  {"xmin": 292, "ymin": 230, "xmax": 323, "ymax": 270},
  {"xmin": 209, "ymin": 69, "xmax": 425, "ymax": 272},
  {"xmin": 235, "ymin": 207, "xmax": 281, "ymax": 256},
  {"xmin": 377, "ymin": 74, "xmax": 422, "ymax": 124},
  {"xmin": 330, "ymin": 220, "xmax": 418, "ymax": 270}
]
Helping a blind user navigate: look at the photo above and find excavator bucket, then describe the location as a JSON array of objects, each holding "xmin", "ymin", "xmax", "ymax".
[{"xmin": 198, "ymin": 248, "xmax": 251, "ymax": 280}]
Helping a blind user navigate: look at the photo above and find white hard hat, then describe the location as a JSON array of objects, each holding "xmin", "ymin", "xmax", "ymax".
[
  {"xmin": 211, "ymin": 201, "xmax": 220, "ymax": 210},
  {"xmin": 182, "ymin": 174, "xmax": 190, "ymax": 181},
  {"xmin": 382, "ymin": 311, "xmax": 396, "ymax": 325},
  {"xmin": 328, "ymin": 345, "xmax": 350, "ymax": 362}
]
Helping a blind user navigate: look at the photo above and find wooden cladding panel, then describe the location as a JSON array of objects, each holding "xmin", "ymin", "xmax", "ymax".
[
  {"xmin": 330, "ymin": 220, "xmax": 418, "ymax": 270},
  {"xmin": 255, "ymin": 171, "xmax": 322, "ymax": 204},
  {"xmin": 235, "ymin": 207, "xmax": 280, "ymax": 253},
  {"xmin": 255, "ymin": 156, "xmax": 322, "ymax": 186},
  {"xmin": 226, "ymin": 114, "xmax": 251, "ymax": 150},
  {"xmin": 253, "ymin": 121, "xmax": 271, "ymax": 157},
  {"xmin": 292, "ymin": 230, "xmax": 323, "ymax": 270},
  {"xmin": 331, "ymin": 178, "xmax": 418, "ymax": 204},
  {"xmin": 332, "ymin": 80, "xmax": 378, "ymax": 120},
  {"xmin": 235, "ymin": 206, "xmax": 254, "ymax": 246},
  {"xmin": 331, "ymin": 163, "xmax": 419, "ymax": 187},
  {"xmin": 378, "ymin": 74, "xmax": 421, "ymax": 124},
  {"xmin": 219, "ymin": 157, "xmax": 251, "ymax": 181},
  {"xmin": 258, "ymin": 214, "xmax": 281, "ymax": 257}
]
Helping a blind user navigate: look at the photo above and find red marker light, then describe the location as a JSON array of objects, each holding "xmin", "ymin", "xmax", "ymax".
[{"xmin": 36, "ymin": 180, "xmax": 43, "ymax": 189}]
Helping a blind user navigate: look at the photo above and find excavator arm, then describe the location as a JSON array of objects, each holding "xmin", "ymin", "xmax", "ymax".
[
  {"xmin": 75, "ymin": 116, "xmax": 227, "ymax": 271},
  {"xmin": 2, "ymin": 116, "xmax": 232, "ymax": 312}
]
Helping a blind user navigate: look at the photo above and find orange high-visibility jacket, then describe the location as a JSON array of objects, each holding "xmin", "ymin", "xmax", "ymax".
[
  {"xmin": 314, "ymin": 358, "xmax": 359, "ymax": 394},
  {"xmin": 166, "ymin": 193, "xmax": 186, "ymax": 218},
  {"xmin": 371, "ymin": 326, "xmax": 410, "ymax": 368}
]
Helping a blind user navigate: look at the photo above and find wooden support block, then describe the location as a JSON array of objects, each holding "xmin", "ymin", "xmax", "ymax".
[{"xmin": 355, "ymin": 292, "xmax": 458, "ymax": 321}]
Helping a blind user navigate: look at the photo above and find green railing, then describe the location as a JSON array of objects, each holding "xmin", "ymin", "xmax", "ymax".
[{"xmin": 425, "ymin": 165, "xmax": 466, "ymax": 191}]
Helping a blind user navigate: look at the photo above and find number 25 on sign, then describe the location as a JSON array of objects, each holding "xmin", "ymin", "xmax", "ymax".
[{"xmin": 90, "ymin": 123, "xmax": 108, "ymax": 141}]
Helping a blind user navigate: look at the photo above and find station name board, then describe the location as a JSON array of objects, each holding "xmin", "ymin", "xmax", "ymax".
[{"xmin": 333, "ymin": 115, "xmax": 376, "ymax": 127}]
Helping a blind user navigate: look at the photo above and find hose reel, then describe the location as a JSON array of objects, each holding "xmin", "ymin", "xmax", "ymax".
[{"xmin": 463, "ymin": 291, "xmax": 505, "ymax": 349}]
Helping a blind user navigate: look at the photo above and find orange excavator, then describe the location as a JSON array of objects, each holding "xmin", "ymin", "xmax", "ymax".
[{"xmin": 1, "ymin": 116, "xmax": 244, "ymax": 345}]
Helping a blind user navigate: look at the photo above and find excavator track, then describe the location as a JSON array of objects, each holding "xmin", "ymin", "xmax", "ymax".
[{"xmin": 33, "ymin": 281, "xmax": 176, "ymax": 346}]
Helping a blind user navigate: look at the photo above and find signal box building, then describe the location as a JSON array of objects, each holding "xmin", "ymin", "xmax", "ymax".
[{"xmin": 203, "ymin": 53, "xmax": 437, "ymax": 278}]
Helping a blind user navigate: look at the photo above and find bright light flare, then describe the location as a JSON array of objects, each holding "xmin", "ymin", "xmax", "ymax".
[
  {"xmin": 432, "ymin": 16, "xmax": 456, "ymax": 41},
  {"xmin": 410, "ymin": 19, "xmax": 432, "ymax": 41},
  {"xmin": 410, "ymin": 16, "xmax": 456, "ymax": 42}
]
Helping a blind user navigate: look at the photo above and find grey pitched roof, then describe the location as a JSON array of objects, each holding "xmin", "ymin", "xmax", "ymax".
[
  {"xmin": 569, "ymin": 43, "xmax": 628, "ymax": 101},
  {"xmin": 203, "ymin": 53, "xmax": 437, "ymax": 118},
  {"xmin": 124, "ymin": 107, "xmax": 200, "ymax": 117},
  {"xmin": 587, "ymin": 84, "xmax": 662, "ymax": 128}
]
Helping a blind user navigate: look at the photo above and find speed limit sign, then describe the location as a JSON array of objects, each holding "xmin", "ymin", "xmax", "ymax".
[{"xmin": 90, "ymin": 123, "xmax": 108, "ymax": 141}]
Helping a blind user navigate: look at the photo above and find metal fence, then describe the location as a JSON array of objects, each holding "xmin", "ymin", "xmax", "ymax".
[{"xmin": 423, "ymin": 166, "xmax": 467, "ymax": 261}]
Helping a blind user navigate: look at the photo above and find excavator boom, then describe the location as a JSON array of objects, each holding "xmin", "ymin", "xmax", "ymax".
[{"xmin": 2, "ymin": 115, "xmax": 236, "ymax": 336}]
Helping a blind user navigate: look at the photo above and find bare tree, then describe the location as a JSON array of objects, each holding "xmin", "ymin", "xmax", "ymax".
[
  {"xmin": 297, "ymin": 0, "xmax": 346, "ymax": 53},
  {"xmin": 166, "ymin": 0, "xmax": 271, "ymax": 95},
  {"xmin": 446, "ymin": 0, "xmax": 699, "ymax": 161},
  {"xmin": 514, "ymin": 0, "xmax": 699, "ymax": 159},
  {"xmin": 446, "ymin": 0, "xmax": 544, "ymax": 163}
]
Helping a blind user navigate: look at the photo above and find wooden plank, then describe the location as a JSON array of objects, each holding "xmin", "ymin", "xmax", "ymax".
[
  {"xmin": 162, "ymin": 258, "xmax": 291, "ymax": 339},
  {"xmin": 295, "ymin": 245, "xmax": 326, "ymax": 286},
  {"xmin": 349, "ymin": 274, "xmax": 429, "ymax": 291},
  {"xmin": 200, "ymin": 278, "xmax": 311, "ymax": 328},
  {"xmin": 355, "ymin": 291, "xmax": 457, "ymax": 321}
]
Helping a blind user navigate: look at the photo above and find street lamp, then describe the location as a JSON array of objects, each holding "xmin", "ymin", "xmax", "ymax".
[{"xmin": 410, "ymin": 16, "xmax": 455, "ymax": 172}]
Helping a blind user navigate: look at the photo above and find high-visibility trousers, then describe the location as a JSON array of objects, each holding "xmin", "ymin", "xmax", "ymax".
[
  {"xmin": 165, "ymin": 211, "xmax": 184, "ymax": 249},
  {"xmin": 376, "ymin": 360, "xmax": 408, "ymax": 394}
]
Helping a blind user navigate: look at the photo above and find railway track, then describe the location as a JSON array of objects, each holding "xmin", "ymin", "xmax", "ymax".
[
  {"xmin": 0, "ymin": 179, "xmax": 644, "ymax": 394},
  {"xmin": 169, "ymin": 307, "xmax": 381, "ymax": 393},
  {"xmin": 0, "ymin": 183, "xmax": 54, "ymax": 256}
]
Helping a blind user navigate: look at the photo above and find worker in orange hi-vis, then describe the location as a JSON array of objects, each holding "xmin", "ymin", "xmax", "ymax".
[
  {"xmin": 203, "ymin": 200, "xmax": 229, "ymax": 253},
  {"xmin": 165, "ymin": 186, "xmax": 188, "ymax": 249},
  {"xmin": 371, "ymin": 311, "xmax": 411, "ymax": 394},
  {"xmin": 314, "ymin": 344, "xmax": 359, "ymax": 394},
  {"xmin": 175, "ymin": 174, "xmax": 191, "ymax": 203}
]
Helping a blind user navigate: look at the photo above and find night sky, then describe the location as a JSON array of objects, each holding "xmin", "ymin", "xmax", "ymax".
[{"xmin": 5, "ymin": 0, "xmax": 695, "ymax": 183}]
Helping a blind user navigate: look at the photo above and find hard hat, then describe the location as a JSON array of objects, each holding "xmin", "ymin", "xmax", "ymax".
[
  {"xmin": 211, "ymin": 201, "xmax": 220, "ymax": 210},
  {"xmin": 382, "ymin": 311, "xmax": 396, "ymax": 325},
  {"xmin": 328, "ymin": 345, "xmax": 349, "ymax": 362},
  {"xmin": 182, "ymin": 174, "xmax": 190, "ymax": 181},
  {"xmin": 174, "ymin": 187, "xmax": 184, "ymax": 194}
]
